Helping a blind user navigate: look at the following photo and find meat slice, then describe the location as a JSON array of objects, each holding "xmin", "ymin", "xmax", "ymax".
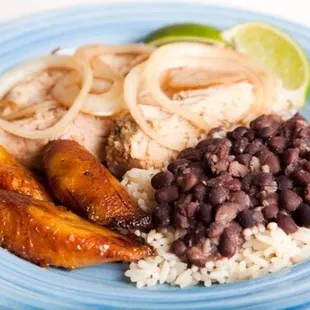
[
  {"xmin": 106, "ymin": 107, "xmax": 200, "ymax": 177},
  {"xmin": 0, "ymin": 70, "xmax": 113, "ymax": 169},
  {"xmin": 0, "ymin": 106, "xmax": 113, "ymax": 169}
]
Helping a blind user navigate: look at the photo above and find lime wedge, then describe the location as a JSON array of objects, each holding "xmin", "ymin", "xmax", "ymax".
[
  {"xmin": 144, "ymin": 23, "xmax": 226, "ymax": 46},
  {"xmin": 223, "ymin": 22, "xmax": 310, "ymax": 107}
]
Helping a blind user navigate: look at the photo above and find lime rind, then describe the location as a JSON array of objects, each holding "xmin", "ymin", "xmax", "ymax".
[
  {"xmin": 144, "ymin": 23, "xmax": 226, "ymax": 46},
  {"xmin": 223, "ymin": 22, "xmax": 310, "ymax": 106}
]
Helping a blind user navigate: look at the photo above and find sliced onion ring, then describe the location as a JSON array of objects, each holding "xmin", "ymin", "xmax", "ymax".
[
  {"xmin": 124, "ymin": 63, "xmax": 183, "ymax": 151},
  {"xmin": 2, "ymin": 100, "xmax": 58, "ymax": 121},
  {"xmin": 52, "ymin": 58, "xmax": 125, "ymax": 116},
  {"xmin": 74, "ymin": 44, "xmax": 154, "ymax": 71},
  {"xmin": 0, "ymin": 55, "xmax": 92, "ymax": 139},
  {"xmin": 52, "ymin": 44, "xmax": 154, "ymax": 116},
  {"xmin": 144, "ymin": 43, "xmax": 277, "ymax": 127}
]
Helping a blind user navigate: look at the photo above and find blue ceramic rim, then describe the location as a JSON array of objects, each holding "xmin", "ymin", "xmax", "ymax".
[{"xmin": 0, "ymin": 2, "xmax": 310, "ymax": 309}]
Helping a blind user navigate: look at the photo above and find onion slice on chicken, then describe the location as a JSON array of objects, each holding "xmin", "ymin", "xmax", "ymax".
[
  {"xmin": 53, "ymin": 44, "xmax": 154, "ymax": 116},
  {"xmin": 52, "ymin": 58, "xmax": 125, "ymax": 116},
  {"xmin": 144, "ymin": 43, "xmax": 277, "ymax": 126},
  {"xmin": 125, "ymin": 63, "xmax": 185, "ymax": 151},
  {"xmin": 2, "ymin": 100, "xmax": 58, "ymax": 121},
  {"xmin": 0, "ymin": 55, "xmax": 92, "ymax": 139},
  {"xmin": 124, "ymin": 43, "xmax": 277, "ymax": 151},
  {"xmin": 74, "ymin": 44, "xmax": 154, "ymax": 76}
]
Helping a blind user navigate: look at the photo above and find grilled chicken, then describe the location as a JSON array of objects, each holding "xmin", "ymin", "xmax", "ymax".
[
  {"xmin": 0, "ymin": 71, "xmax": 113, "ymax": 169},
  {"xmin": 0, "ymin": 189, "xmax": 154, "ymax": 268},
  {"xmin": 106, "ymin": 111, "xmax": 196, "ymax": 177},
  {"xmin": 43, "ymin": 140, "xmax": 152, "ymax": 230},
  {"xmin": 0, "ymin": 145, "xmax": 52, "ymax": 201}
]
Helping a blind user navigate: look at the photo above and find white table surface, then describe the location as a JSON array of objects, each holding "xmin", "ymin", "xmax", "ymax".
[{"xmin": 0, "ymin": 0, "xmax": 308, "ymax": 27}]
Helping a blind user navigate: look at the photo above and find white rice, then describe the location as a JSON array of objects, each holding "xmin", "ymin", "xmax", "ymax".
[{"xmin": 123, "ymin": 168, "xmax": 310, "ymax": 288}]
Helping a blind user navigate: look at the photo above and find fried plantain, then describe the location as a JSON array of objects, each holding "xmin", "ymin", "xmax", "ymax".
[
  {"xmin": 0, "ymin": 145, "xmax": 52, "ymax": 201},
  {"xmin": 43, "ymin": 140, "xmax": 152, "ymax": 230},
  {"xmin": 0, "ymin": 189, "xmax": 154, "ymax": 268}
]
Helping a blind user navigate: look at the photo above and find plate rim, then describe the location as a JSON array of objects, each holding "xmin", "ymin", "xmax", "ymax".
[{"xmin": 0, "ymin": 2, "xmax": 310, "ymax": 309}]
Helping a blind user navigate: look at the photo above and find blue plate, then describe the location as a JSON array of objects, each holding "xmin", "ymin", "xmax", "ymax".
[{"xmin": 0, "ymin": 2, "xmax": 310, "ymax": 309}]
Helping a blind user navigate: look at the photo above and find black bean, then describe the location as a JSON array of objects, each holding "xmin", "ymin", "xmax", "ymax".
[
  {"xmin": 226, "ymin": 178, "xmax": 242, "ymax": 192},
  {"xmin": 152, "ymin": 204, "xmax": 171, "ymax": 227},
  {"xmin": 236, "ymin": 154, "xmax": 252, "ymax": 166},
  {"xmin": 196, "ymin": 138, "xmax": 222, "ymax": 150},
  {"xmin": 151, "ymin": 171, "xmax": 175, "ymax": 190},
  {"xmin": 250, "ymin": 115, "xmax": 279, "ymax": 131},
  {"xmin": 263, "ymin": 204, "xmax": 279, "ymax": 219},
  {"xmin": 207, "ymin": 222, "xmax": 225, "ymax": 238},
  {"xmin": 173, "ymin": 207, "xmax": 189, "ymax": 229},
  {"xmin": 276, "ymin": 213, "xmax": 298, "ymax": 234},
  {"xmin": 215, "ymin": 202, "xmax": 239, "ymax": 223},
  {"xmin": 282, "ymin": 148, "xmax": 299, "ymax": 166},
  {"xmin": 292, "ymin": 112, "xmax": 306, "ymax": 121},
  {"xmin": 193, "ymin": 184, "xmax": 207, "ymax": 201},
  {"xmin": 167, "ymin": 159, "xmax": 190, "ymax": 173},
  {"xmin": 177, "ymin": 147, "xmax": 202, "ymax": 161},
  {"xmin": 268, "ymin": 136, "xmax": 286, "ymax": 154},
  {"xmin": 175, "ymin": 193, "xmax": 193, "ymax": 206},
  {"xmin": 232, "ymin": 138, "xmax": 249, "ymax": 155},
  {"xmin": 230, "ymin": 191, "xmax": 250, "ymax": 211},
  {"xmin": 297, "ymin": 127, "xmax": 310, "ymax": 139},
  {"xmin": 226, "ymin": 221, "xmax": 243, "ymax": 235},
  {"xmin": 260, "ymin": 192, "xmax": 278, "ymax": 206},
  {"xmin": 196, "ymin": 138, "xmax": 213, "ymax": 149},
  {"xmin": 176, "ymin": 173, "xmax": 199, "ymax": 192},
  {"xmin": 256, "ymin": 173, "xmax": 274, "ymax": 186},
  {"xmin": 294, "ymin": 169, "xmax": 310, "ymax": 185},
  {"xmin": 208, "ymin": 186, "xmax": 229, "ymax": 205},
  {"xmin": 185, "ymin": 202, "xmax": 200, "ymax": 218},
  {"xmin": 219, "ymin": 228, "xmax": 238, "ymax": 258},
  {"xmin": 304, "ymin": 186, "xmax": 310, "ymax": 204},
  {"xmin": 292, "ymin": 138, "xmax": 310, "ymax": 155},
  {"xmin": 182, "ymin": 233, "xmax": 194, "ymax": 247},
  {"xmin": 206, "ymin": 173, "xmax": 233, "ymax": 188},
  {"xmin": 230, "ymin": 126, "xmax": 249, "ymax": 139},
  {"xmin": 205, "ymin": 152, "xmax": 230, "ymax": 175},
  {"xmin": 192, "ymin": 227, "xmax": 206, "ymax": 246},
  {"xmin": 245, "ymin": 139, "xmax": 266, "ymax": 155},
  {"xmin": 279, "ymin": 189, "xmax": 302, "ymax": 212},
  {"xmin": 188, "ymin": 162, "xmax": 206, "ymax": 178},
  {"xmin": 155, "ymin": 186, "xmax": 179, "ymax": 203},
  {"xmin": 229, "ymin": 161, "xmax": 248, "ymax": 177},
  {"xmin": 303, "ymin": 162, "xmax": 310, "ymax": 173},
  {"xmin": 242, "ymin": 172, "xmax": 255, "ymax": 192},
  {"xmin": 276, "ymin": 175, "xmax": 294, "ymax": 191},
  {"xmin": 257, "ymin": 125, "xmax": 277, "ymax": 139},
  {"xmin": 198, "ymin": 203, "xmax": 213, "ymax": 226},
  {"xmin": 305, "ymin": 151, "xmax": 310, "ymax": 161},
  {"xmin": 171, "ymin": 239, "xmax": 187, "ymax": 257},
  {"xmin": 214, "ymin": 139, "xmax": 232, "ymax": 160},
  {"xmin": 293, "ymin": 203, "xmax": 310, "ymax": 227},
  {"xmin": 186, "ymin": 246, "xmax": 208, "ymax": 267},
  {"xmin": 238, "ymin": 209, "xmax": 264, "ymax": 228},
  {"xmin": 231, "ymin": 126, "xmax": 255, "ymax": 141},
  {"xmin": 257, "ymin": 150, "xmax": 280, "ymax": 174},
  {"xmin": 250, "ymin": 196, "xmax": 260, "ymax": 208}
]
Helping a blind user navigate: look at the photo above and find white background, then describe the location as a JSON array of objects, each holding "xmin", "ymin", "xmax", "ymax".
[{"xmin": 0, "ymin": 0, "xmax": 308, "ymax": 26}]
